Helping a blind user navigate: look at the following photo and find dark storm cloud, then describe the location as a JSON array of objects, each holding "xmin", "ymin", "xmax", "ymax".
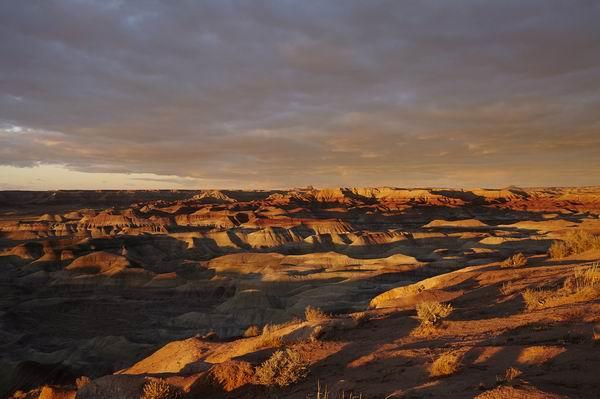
[{"xmin": 1, "ymin": 0, "xmax": 599, "ymax": 187}]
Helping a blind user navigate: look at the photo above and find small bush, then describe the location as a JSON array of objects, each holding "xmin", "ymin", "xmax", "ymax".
[
  {"xmin": 501, "ymin": 253, "xmax": 527, "ymax": 268},
  {"xmin": 141, "ymin": 379, "xmax": 182, "ymax": 399},
  {"xmin": 416, "ymin": 301, "xmax": 453, "ymax": 325},
  {"xmin": 305, "ymin": 305, "xmax": 328, "ymax": 322},
  {"xmin": 430, "ymin": 352, "xmax": 461, "ymax": 377},
  {"xmin": 549, "ymin": 229, "xmax": 600, "ymax": 259},
  {"xmin": 243, "ymin": 325, "xmax": 260, "ymax": 338},
  {"xmin": 255, "ymin": 348, "xmax": 309, "ymax": 387}
]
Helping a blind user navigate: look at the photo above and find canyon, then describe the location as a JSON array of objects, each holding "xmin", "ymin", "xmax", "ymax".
[{"xmin": 1, "ymin": 187, "xmax": 599, "ymax": 398}]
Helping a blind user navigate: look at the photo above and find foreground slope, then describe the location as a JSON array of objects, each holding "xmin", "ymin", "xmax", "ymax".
[{"xmin": 15, "ymin": 253, "xmax": 599, "ymax": 398}]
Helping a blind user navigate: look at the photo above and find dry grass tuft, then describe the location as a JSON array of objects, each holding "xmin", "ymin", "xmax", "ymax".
[
  {"xmin": 549, "ymin": 229, "xmax": 600, "ymax": 258},
  {"xmin": 501, "ymin": 253, "xmax": 527, "ymax": 268},
  {"xmin": 141, "ymin": 379, "xmax": 182, "ymax": 399},
  {"xmin": 593, "ymin": 325, "xmax": 600, "ymax": 345},
  {"xmin": 312, "ymin": 381, "xmax": 367, "ymax": 399},
  {"xmin": 243, "ymin": 325, "xmax": 260, "ymax": 338},
  {"xmin": 255, "ymin": 348, "xmax": 309, "ymax": 387},
  {"xmin": 305, "ymin": 305, "xmax": 328, "ymax": 322},
  {"xmin": 500, "ymin": 281, "xmax": 515, "ymax": 295},
  {"xmin": 496, "ymin": 367, "xmax": 522, "ymax": 385},
  {"xmin": 566, "ymin": 264, "xmax": 600, "ymax": 290},
  {"xmin": 523, "ymin": 264, "xmax": 600, "ymax": 310},
  {"xmin": 416, "ymin": 301, "xmax": 453, "ymax": 325},
  {"xmin": 430, "ymin": 352, "xmax": 461, "ymax": 377}
]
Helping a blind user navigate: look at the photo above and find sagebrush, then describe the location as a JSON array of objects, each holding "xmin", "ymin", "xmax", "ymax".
[
  {"xmin": 416, "ymin": 301, "xmax": 453, "ymax": 325},
  {"xmin": 141, "ymin": 379, "xmax": 182, "ymax": 399},
  {"xmin": 430, "ymin": 352, "xmax": 461, "ymax": 377},
  {"xmin": 255, "ymin": 348, "xmax": 309, "ymax": 387}
]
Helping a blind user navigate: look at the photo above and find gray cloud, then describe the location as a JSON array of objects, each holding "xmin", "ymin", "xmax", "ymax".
[{"xmin": 1, "ymin": 0, "xmax": 599, "ymax": 188}]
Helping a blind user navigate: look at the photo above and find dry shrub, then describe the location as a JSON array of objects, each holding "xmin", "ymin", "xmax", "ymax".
[
  {"xmin": 141, "ymin": 379, "xmax": 182, "ymax": 399},
  {"xmin": 430, "ymin": 352, "xmax": 461, "ymax": 377},
  {"xmin": 522, "ymin": 288, "xmax": 552, "ymax": 310},
  {"xmin": 523, "ymin": 264, "xmax": 600, "ymax": 310},
  {"xmin": 253, "ymin": 324, "xmax": 283, "ymax": 350},
  {"xmin": 208, "ymin": 360, "xmax": 255, "ymax": 392},
  {"xmin": 416, "ymin": 301, "xmax": 453, "ymax": 325},
  {"xmin": 243, "ymin": 325, "xmax": 260, "ymax": 338},
  {"xmin": 549, "ymin": 240, "xmax": 571, "ymax": 259},
  {"xmin": 501, "ymin": 253, "xmax": 527, "ymax": 268},
  {"xmin": 305, "ymin": 305, "xmax": 328, "ymax": 322},
  {"xmin": 593, "ymin": 325, "xmax": 600, "ymax": 345},
  {"xmin": 549, "ymin": 229, "xmax": 600, "ymax": 259},
  {"xmin": 255, "ymin": 348, "xmax": 309, "ymax": 387},
  {"xmin": 496, "ymin": 367, "xmax": 522, "ymax": 384}
]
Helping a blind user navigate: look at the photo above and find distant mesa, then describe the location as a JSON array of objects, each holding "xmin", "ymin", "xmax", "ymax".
[
  {"xmin": 423, "ymin": 219, "xmax": 490, "ymax": 229},
  {"xmin": 191, "ymin": 190, "xmax": 236, "ymax": 204}
]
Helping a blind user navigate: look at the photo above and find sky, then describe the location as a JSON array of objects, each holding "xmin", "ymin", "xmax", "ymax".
[{"xmin": 1, "ymin": 0, "xmax": 599, "ymax": 190}]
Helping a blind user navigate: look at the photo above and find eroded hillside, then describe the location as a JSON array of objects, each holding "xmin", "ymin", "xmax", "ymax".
[{"xmin": 1, "ymin": 187, "xmax": 600, "ymax": 398}]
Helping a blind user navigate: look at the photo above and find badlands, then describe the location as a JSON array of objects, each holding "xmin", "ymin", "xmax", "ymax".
[{"xmin": 1, "ymin": 187, "xmax": 599, "ymax": 398}]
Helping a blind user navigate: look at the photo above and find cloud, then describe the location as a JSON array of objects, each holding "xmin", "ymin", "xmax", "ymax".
[{"xmin": 0, "ymin": 0, "xmax": 599, "ymax": 188}]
